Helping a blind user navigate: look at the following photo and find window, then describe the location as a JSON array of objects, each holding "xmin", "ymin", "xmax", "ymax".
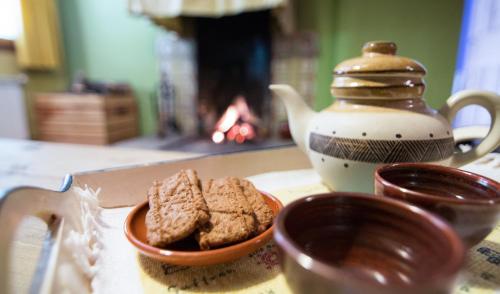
[
  {"xmin": 452, "ymin": 0, "xmax": 500, "ymax": 128},
  {"xmin": 0, "ymin": 0, "xmax": 22, "ymax": 41}
]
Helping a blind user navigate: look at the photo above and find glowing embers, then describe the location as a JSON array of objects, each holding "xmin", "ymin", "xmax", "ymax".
[{"xmin": 212, "ymin": 96, "xmax": 258, "ymax": 144}]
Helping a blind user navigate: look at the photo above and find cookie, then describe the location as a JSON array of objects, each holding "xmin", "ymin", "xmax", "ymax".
[
  {"xmin": 145, "ymin": 169, "xmax": 209, "ymax": 247},
  {"xmin": 197, "ymin": 178, "xmax": 256, "ymax": 249},
  {"xmin": 232, "ymin": 177, "xmax": 274, "ymax": 234}
]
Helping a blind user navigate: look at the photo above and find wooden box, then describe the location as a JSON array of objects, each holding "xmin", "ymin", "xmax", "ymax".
[{"xmin": 35, "ymin": 93, "xmax": 139, "ymax": 145}]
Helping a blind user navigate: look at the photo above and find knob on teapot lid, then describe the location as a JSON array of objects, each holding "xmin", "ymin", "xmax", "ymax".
[
  {"xmin": 362, "ymin": 41, "xmax": 397, "ymax": 55},
  {"xmin": 331, "ymin": 41, "xmax": 427, "ymax": 99}
]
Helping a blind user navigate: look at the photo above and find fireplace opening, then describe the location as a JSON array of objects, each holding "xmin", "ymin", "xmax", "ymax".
[
  {"xmin": 154, "ymin": 8, "xmax": 318, "ymax": 153},
  {"xmin": 196, "ymin": 10, "xmax": 271, "ymax": 140}
]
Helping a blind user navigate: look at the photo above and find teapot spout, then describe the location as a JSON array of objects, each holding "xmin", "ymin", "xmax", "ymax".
[{"xmin": 270, "ymin": 84, "xmax": 315, "ymax": 152}]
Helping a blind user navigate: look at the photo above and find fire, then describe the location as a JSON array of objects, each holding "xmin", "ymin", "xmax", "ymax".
[
  {"xmin": 212, "ymin": 131, "xmax": 225, "ymax": 144},
  {"xmin": 212, "ymin": 96, "xmax": 257, "ymax": 144},
  {"xmin": 215, "ymin": 105, "xmax": 239, "ymax": 133}
]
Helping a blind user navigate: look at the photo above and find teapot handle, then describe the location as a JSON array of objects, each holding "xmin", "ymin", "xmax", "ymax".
[{"xmin": 439, "ymin": 90, "xmax": 500, "ymax": 167}]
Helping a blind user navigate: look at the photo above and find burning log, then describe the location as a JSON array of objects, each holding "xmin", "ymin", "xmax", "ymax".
[{"xmin": 212, "ymin": 96, "xmax": 259, "ymax": 144}]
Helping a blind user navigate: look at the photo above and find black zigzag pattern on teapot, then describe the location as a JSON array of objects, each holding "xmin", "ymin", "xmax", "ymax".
[{"xmin": 309, "ymin": 132, "xmax": 454, "ymax": 163}]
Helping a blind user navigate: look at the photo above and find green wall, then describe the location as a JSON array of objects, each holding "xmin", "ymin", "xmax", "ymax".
[
  {"xmin": 1, "ymin": 1, "xmax": 465, "ymax": 138},
  {"xmin": 298, "ymin": 0, "xmax": 464, "ymax": 110},
  {"xmin": 58, "ymin": 0, "xmax": 160, "ymax": 135}
]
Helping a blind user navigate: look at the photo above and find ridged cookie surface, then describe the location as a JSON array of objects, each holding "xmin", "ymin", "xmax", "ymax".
[
  {"xmin": 231, "ymin": 177, "xmax": 274, "ymax": 234},
  {"xmin": 197, "ymin": 178, "xmax": 256, "ymax": 249},
  {"xmin": 146, "ymin": 169, "xmax": 209, "ymax": 247}
]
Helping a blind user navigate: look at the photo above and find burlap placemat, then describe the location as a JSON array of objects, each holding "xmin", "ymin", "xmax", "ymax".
[
  {"xmin": 94, "ymin": 167, "xmax": 499, "ymax": 293},
  {"xmin": 135, "ymin": 182, "xmax": 330, "ymax": 294},
  {"xmin": 133, "ymin": 182, "xmax": 500, "ymax": 294},
  {"xmin": 455, "ymin": 225, "xmax": 500, "ymax": 293}
]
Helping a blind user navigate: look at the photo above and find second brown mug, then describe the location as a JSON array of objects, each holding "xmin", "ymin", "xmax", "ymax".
[{"xmin": 374, "ymin": 163, "xmax": 500, "ymax": 247}]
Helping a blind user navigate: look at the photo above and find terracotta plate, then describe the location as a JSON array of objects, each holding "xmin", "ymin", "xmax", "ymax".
[{"xmin": 124, "ymin": 191, "xmax": 283, "ymax": 266}]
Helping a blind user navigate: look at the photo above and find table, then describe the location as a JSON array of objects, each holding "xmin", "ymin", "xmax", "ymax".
[
  {"xmin": 0, "ymin": 138, "xmax": 199, "ymax": 190},
  {"xmin": 2, "ymin": 139, "xmax": 499, "ymax": 293},
  {"xmin": 0, "ymin": 138, "xmax": 199, "ymax": 293}
]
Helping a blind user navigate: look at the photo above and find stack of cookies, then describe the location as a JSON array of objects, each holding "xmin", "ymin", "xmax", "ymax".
[{"xmin": 145, "ymin": 169, "xmax": 274, "ymax": 250}]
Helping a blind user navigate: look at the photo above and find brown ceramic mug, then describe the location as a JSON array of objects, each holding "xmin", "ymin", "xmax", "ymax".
[
  {"xmin": 374, "ymin": 163, "xmax": 500, "ymax": 247},
  {"xmin": 274, "ymin": 192, "xmax": 465, "ymax": 294}
]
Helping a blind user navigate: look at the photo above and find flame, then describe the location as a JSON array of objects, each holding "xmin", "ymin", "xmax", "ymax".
[
  {"xmin": 211, "ymin": 96, "xmax": 257, "ymax": 144},
  {"xmin": 212, "ymin": 131, "xmax": 225, "ymax": 143},
  {"xmin": 215, "ymin": 105, "xmax": 239, "ymax": 133},
  {"xmin": 239, "ymin": 122, "xmax": 255, "ymax": 139}
]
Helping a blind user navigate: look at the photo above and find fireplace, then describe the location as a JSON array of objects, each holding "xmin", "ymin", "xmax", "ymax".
[
  {"xmin": 196, "ymin": 10, "xmax": 271, "ymax": 140},
  {"xmin": 152, "ymin": 5, "xmax": 318, "ymax": 153}
]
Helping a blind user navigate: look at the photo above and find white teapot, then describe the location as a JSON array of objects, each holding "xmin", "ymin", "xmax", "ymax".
[{"xmin": 270, "ymin": 41, "xmax": 500, "ymax": 192}]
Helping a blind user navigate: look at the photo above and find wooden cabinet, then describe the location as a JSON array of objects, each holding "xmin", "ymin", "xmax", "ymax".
[{"xmin": 35, "ymin": 93, "xmax": 139, "ymax": 145}]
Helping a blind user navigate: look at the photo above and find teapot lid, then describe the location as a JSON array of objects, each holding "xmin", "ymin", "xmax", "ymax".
[{"xmin": 331, "ymin": 41, "xmax": 427, "ymax": 99}]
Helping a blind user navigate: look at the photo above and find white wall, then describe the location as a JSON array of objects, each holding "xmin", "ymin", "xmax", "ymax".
[{"xmin": 0, "ymin": 76, "xmax": 29, "ymax": 139}]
